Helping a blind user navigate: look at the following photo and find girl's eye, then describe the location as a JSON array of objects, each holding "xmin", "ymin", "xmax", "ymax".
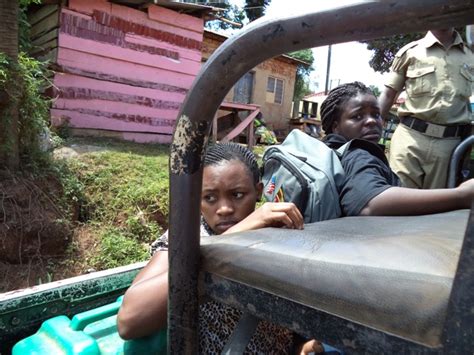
[
  {"xmin": 234, "ymin": 192, "xmax": 244, "ymax": 199},
  {"xmin": 351, "ymin": 114, "xmax": 363, "ymax": 121},
  {"xmin": 203, "ymin": 195, "xmax": 217, "ymax": 203}
]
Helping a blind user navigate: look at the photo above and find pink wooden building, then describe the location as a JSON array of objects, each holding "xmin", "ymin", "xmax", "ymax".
[{"xmin": 29, "ymin": 0, "xmax": 216, "ymax": 143}]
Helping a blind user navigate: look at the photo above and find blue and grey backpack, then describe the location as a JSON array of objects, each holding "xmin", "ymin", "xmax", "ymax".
[{"xmin": 262, "ymin": 129, "xmax": 348, "ymax": 223}]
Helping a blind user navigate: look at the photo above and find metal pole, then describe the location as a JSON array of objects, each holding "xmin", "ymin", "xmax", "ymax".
[
  {"xmin": 447, "ymin": 135, "xmax": 474, "ymax": 188},
  {"xmin": 325, "ymin": 45, "xmax": 332, "ymax": 94},
  {"xmin": 168, "ymin": 1, "xmax": 474, "ymax": 353}
]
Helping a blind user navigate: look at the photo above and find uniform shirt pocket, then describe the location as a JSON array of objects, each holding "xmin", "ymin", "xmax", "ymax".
[
  {"xmin": 459, "ymin": 64, "xmax": 474, "ymax": 98},
  {"xmin": 406, "ymin": 65, "xmax": 436, "ymax": 96}
]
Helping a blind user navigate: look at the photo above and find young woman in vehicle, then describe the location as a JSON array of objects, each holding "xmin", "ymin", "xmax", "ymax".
[
  {"xmin": 117, "ymin": 142, "xmax": 320, "ymax": 354},
  {"xmin": 321, "ymin": 81, "xmax": 474, "ymax": 216}
]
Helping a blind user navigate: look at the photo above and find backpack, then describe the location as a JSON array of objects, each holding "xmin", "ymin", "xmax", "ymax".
[{"xmin": 262, "ymin": 129, "xmax": 347, "ymax": 223}]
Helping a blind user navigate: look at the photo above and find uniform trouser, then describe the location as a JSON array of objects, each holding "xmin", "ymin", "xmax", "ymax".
[{"xmin": 389, "ymin": 124, "xmax": 460, "ymax": 189}]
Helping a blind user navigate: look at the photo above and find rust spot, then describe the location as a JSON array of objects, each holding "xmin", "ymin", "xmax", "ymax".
[
  {"xmin": 262, "ymin": 24, "xmax": 285, "ymax": 42},
  {"xmin": 221, "ymin": 49, "xmax": 237, "ymax": 66},
  {"xmin": 170, "ymin": 115, "xmax": 209, "ymax": 175}
]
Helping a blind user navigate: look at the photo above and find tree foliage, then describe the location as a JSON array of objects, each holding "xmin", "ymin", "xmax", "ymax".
[
  {"xmin": 205, "ymin": 3, "xmax": 245, "ymax": 31},
  {"xmin": 362, "ymin": 27, "xmax": 467, "ymax": 73},
  {"xmin": 287, "ymin": 49, "xmax": 315, "ymax": 100},
  {"xmin": 1, "ymin": 0, "xmax": 51, "ymax": 171},
  {"xmin": 205, "ymin": 0, "xmax": 270, "ymax": 30},
  {"xmin": 244, "ymin": 0, "xmax": 271, "ymax": 22},
  {"xmin": 369, "ymin": 85, "xmax": 381, "ymax": 97},
  {"xmin": 361, "ymin": 33, "xmax": 423, "ymax": 73},
  {"xmin": 0, "ymin": 0, "xmax": 20, "ymax": 169}
]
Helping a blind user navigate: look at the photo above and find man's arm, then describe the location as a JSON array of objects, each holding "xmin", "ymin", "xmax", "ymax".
[
  {"xmin": 359, "ymin": 179, "xmax": 474, "ymax": 216},
  {"xmin": 379, "ymin": 86, "xmax": 399, "ymax": 120}
]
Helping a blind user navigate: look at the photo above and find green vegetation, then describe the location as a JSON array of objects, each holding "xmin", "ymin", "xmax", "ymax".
[
  {"xmin": 361, "ymin": 27, "xmax": 466, "ymax": 73},
  {"xmin": 61, "ymin": 138, "xmax": 170, "ymax": 270},
  {"xmin": 0, "ymin": 52, "xmax": 53, "ymax": 170},
  {"xmin": 287, "ymin": 49, "xmax": 315, "ymax": 101}
]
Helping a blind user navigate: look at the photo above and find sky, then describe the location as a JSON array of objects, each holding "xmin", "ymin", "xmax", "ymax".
[{"xmin": 225, "ymin": 0, "xmax": 389, "ymax": 92}]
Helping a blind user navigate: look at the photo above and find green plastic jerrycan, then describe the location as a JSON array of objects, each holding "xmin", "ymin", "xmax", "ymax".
[{"xmin": 12, "ymin": 296, "xmax": 167, "ymax": 355}]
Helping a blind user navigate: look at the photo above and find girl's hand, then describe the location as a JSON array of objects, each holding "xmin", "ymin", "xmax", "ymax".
[
  {"xmin": 295, "ymin": 339, "xmax": 324, "ymax": 355},
  {"xmin": 457, "ymin": 178, "xmax": 474, "ymax": 208},
  {"xmin": 224, "ymin": 202, "xmax": 304, "ymax": 234}
]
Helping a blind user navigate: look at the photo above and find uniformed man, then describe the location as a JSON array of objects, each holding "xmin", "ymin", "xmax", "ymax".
[{"xmin": 379, "ymin": 28, "xmax": 474, "ymax": 189}]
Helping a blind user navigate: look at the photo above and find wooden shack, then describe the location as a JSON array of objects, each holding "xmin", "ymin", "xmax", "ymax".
[
  {"xmin": 29, "ymin": 0, "xmax": 215, "ymax": 143},
  {"xmin": 202, "ymin": 29, "xmax": 310, "ymax": 136}
]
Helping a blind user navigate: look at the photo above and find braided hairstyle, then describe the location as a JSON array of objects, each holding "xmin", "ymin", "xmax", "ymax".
[
  {"xmin": 204, "ymin": 142, "xmax": 260, "ymax": 185},
  {"xmin": 320, "ymin": 81, "xmax": 375, "ymax": 134}
]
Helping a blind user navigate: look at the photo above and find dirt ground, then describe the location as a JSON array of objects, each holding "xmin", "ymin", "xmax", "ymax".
[{"xmin": 0, "ymin": 145, "xmax": 106, "ymax": 293}]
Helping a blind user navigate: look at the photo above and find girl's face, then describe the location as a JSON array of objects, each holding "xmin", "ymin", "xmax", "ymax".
[
  {"xmin": 201, "ymin": 160, "xmax": 263, "ymax": 235},
  {"xmin": 332, "ymin": 93, "xmax": 383, "ymax": 143}
]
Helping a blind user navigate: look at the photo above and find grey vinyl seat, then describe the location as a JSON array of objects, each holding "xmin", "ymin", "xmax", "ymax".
[{"xmin": 200, "ymin": 210, "xmax": 469, "ymax": 347}]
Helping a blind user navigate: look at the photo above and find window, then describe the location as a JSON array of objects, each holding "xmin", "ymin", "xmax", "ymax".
[
  {"xmin": 266, "ymin": 76, "xmax": 284, "ymax": 104},
  {"xmin": 266, "ymin": 77, "xmax": 275, "ymax": 93}
]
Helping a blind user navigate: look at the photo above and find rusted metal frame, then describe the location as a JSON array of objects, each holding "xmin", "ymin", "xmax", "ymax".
[
  {"xmin": 220, "ymin": 312, "xmax": 260, "ymax": 353},
  {"xmin": 221, "ymin": 108, "xmax": 260, "ymax": 148},
  {"xmin": 247, "ymin": 118, "xmax": 255, "ymax": 150},
  {"xmin": 441, "ymin": 205, "xmax": 474, "ymax": 352},
  {"xmin": 447, "ymin": 135, "xmax": 474, "ymax": 188},
  {"xmin": 168, "ymin": 1, "xmax": 474, "ymax": 352},
  {"xmin": 202, "ymin": 273, "xmax": 443, "ymax": 355},
  {"xmin": 0, "ymin": 262, "xmax": 144, "ymax": 354},
  {"xmin": 212, "ymin": 114, "xmax": 218, "ymax": 143}
]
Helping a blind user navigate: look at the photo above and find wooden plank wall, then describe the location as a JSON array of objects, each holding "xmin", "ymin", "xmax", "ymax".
[
  {"xmin": 29, "ymin": 4, "xmax": 60, "ymax": 62},
  {"xmin": 43, "ymin": 0, "xmax": 203, "ymax": 143}
]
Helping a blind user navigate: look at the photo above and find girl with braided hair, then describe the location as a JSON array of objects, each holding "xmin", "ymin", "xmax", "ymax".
[
  {"xmin": 321, "ymin": 81, "xmax": 474, "ymax": 217},
  {"xmin": 117, "ymin": 143, "xmax": 320, "ymax": 354}
]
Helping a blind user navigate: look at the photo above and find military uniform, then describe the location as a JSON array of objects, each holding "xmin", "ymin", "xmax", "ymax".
[{"xmin": 385, "ymin": 31, "xmax": 474, "ymax": 189}]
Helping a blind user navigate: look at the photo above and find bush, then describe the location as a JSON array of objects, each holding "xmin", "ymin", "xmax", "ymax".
[{"xmin": 0, "ymin": 51, "xmax": 58, "ymax": 170}]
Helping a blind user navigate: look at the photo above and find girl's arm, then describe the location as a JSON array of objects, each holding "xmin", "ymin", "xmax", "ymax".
[
  {"xmin": 360, "ymin": 179, "xmax": 474, "ymax": 216},
  {"xmin": 224, "ymin": 202, "xmax": 304, "ymax": 234},
  {"xmin": 117, "ymin": 251, "xmax": 169, "ymax": 339}
]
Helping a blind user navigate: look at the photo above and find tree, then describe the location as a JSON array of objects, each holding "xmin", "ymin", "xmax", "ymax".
[
  {"xmin": 369, "ymin": 85, "xmax": 381, "ymax": 97},
  {"xmin": 0, "ymin": 0, "xmax": 20, "ymax": 170},
  {"xmin": 362, "ymin": 27, "xmax": 467, "ymax": 73},
  {"xmin": 1, "ymin": 0, "xmax": 47, "ymax": 171},
  {"xmin": 287, "ymin": 49, "xmax": 314, "ymax": 101},
  {"xmin": 205, "ymin": 0, "xmax": 271, "ymax": 30},
  {"xmin": 244, "ymin": 0, "xmax": 270, "ymax": 22},
  {"xmin": 361, "ymin": 33, "xmax": 423, "ymax": 73}
]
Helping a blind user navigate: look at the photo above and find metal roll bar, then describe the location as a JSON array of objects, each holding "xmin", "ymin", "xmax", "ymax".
[
  {"xmin": 447, "ymin": 135, "xmax": 474, "ymax": 188},
  {"xmin": 168, "ymin": 1, "xmax": 474, "ymax": 352}
]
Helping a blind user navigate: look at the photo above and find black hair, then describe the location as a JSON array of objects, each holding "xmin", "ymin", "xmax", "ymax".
[
  {"xmin": 204, "ymin": 142, "xmax": 260, "ymax": 185},
  {"xmin": 320, "ymin": 81, "xmax": 375, "ymax": 134}
]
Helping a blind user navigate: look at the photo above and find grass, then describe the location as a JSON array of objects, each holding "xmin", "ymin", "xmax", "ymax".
[
  {"xmin": 51, "ymin": 138, "xmax": 268, "ymax": 275},
  {"xmin": 58, "ymin": 137, "xmax": 170, "ymax": 270}
]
